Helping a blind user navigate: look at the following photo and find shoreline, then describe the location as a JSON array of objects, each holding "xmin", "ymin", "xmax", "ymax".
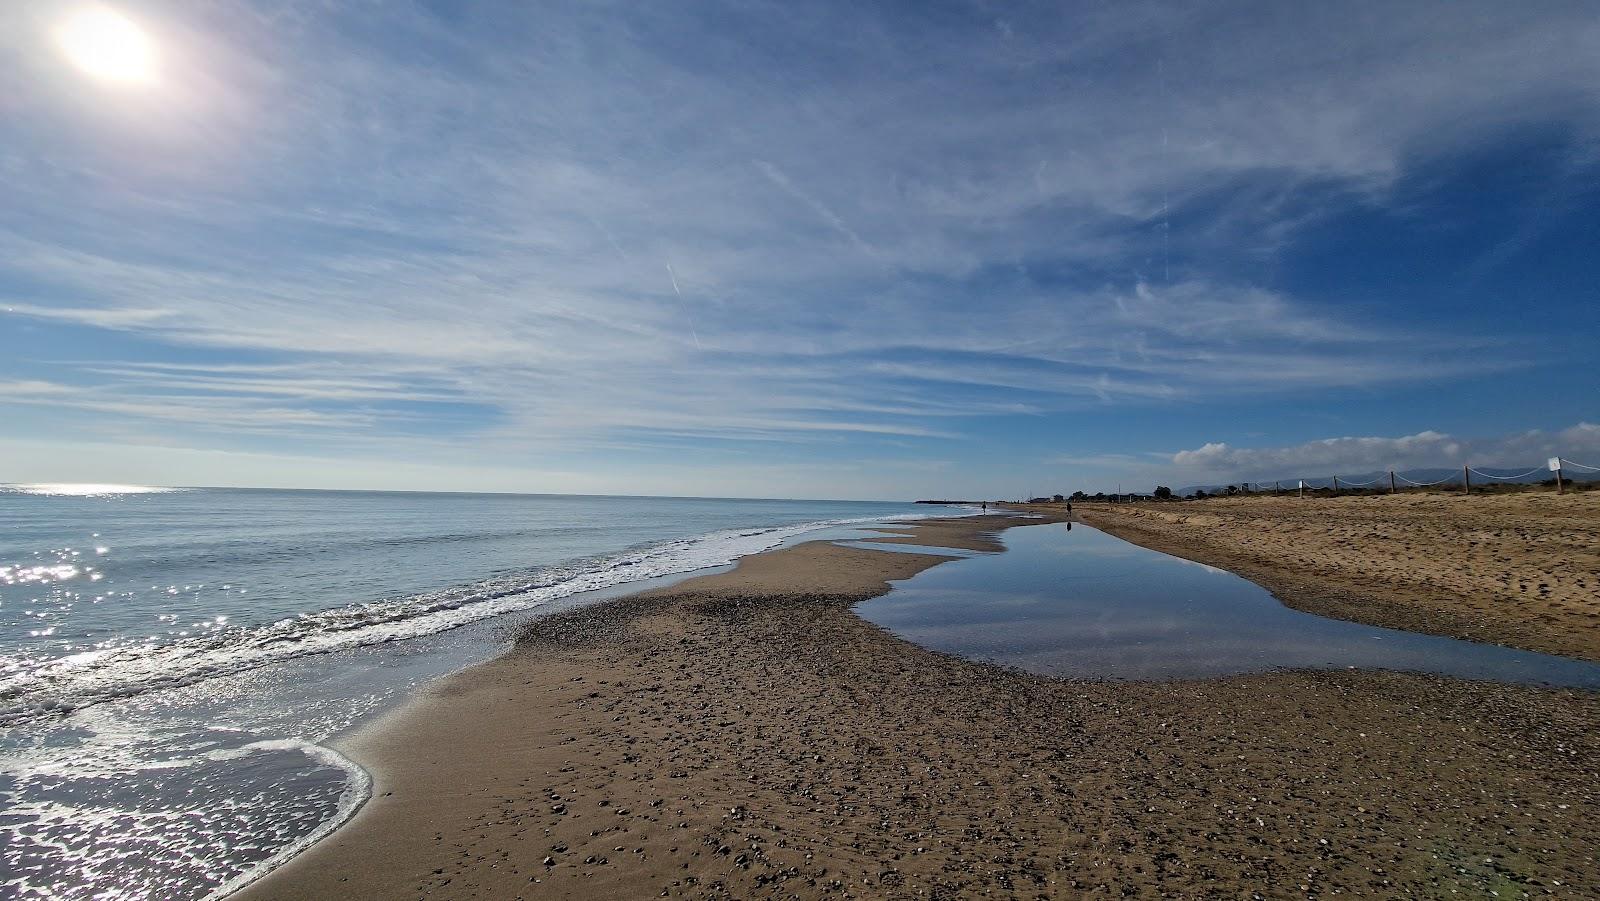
[
  {"xmin": 235, "ymin": 513, "xmax": 1600, "ymax": 899},
  {"xmin": 227, "ymin": 514, "xmax": 1010, "ymax": 900},
  {"xmin": 205, "ymin": 742, "xmax": 373, "ymax": 901}
]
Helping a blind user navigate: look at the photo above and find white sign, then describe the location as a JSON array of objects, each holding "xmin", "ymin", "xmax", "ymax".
[{"xmin": 1548, "ymin": 457, "xmax": 1562, "ymax": 471}]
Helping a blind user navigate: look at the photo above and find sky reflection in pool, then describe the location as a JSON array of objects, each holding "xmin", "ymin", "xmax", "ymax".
[{"xmin": 857, "ymin": 522, "xmax": 1600, "ymax": 687}]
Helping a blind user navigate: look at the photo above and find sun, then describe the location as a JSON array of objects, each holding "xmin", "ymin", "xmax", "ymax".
[{"xmin": 55, "ymin": 7, "xmax": 158, "ymax": 86}]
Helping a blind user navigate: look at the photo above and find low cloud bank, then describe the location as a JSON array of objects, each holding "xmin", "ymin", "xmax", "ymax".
[{"xmin": 1171, "ymin": 423, "xmax": 1600, "ymax": 481}]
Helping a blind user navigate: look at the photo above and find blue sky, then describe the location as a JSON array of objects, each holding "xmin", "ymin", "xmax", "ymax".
[{"xmin": 2, "ymin": 0, "xmax": 1597, "ymax": 499}]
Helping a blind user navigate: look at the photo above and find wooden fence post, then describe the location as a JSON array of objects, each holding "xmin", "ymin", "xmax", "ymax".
[
  {"xmin": 1463, "ymin": 465, "xmax": 1471, "ymax": 494},
  {"xmin": 1389, "ymin": 470, "xmax": 1396, "ymax": 494}
]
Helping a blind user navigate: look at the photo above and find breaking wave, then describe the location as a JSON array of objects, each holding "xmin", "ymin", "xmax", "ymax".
[{"xmin": 0, "ymin": 513, "xmax": 937, "ymax": 725}]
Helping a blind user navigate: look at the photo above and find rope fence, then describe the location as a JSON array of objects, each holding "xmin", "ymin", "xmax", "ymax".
[
  {"xmin": 1463, "ymin": 466, "xmax": 1546, "ymax": 482},
  {"xmin": 1206, "ymin": 456, "xmax": 1595, "ymax": 498},
  {"xmin": 1326, "ymin": 475, "xmax": 1384, "ymax": 487},
  {"xmin": 1394, "ymin": 472, "xmax": 1460, "ymax": 487}
]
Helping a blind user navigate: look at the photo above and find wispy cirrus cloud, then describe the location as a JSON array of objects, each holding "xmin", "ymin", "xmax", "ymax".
[
  {"xmin": 3, "ymin": 304, "xmax": 177, "ymax": 328},
  {"xmin": 2, "ymin": 0, "xmax": 1597, "ymax": 493},
  {"xmin": 4, "ymin": 274, "xmax": 1499, "ymax": 453},
  {"xmin": 0, "ymin": 377, "xmax": 385, "ymax": 431}
]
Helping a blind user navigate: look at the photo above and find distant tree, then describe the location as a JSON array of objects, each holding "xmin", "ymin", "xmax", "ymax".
[
  {"xmin": 1225, "ymin": 485, "xmax": 1239, "ymax": 495},
  {"xmin": 1052, "ymin": 494, "xmax": 1065, "ymax": 503},
  {"xmin": 1070, "ymin": 490, "xmax": 1087, "ymax": 501},
  {"xmin": 1153, "ymin": 486, "xmax": 1172, "ymax": 500},
  {"xmin": 1193, "ymin": 489, "xmax": 1208, "ymax": 499}
]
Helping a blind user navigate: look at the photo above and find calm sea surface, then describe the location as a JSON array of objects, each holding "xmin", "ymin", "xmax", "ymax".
[
  {"xmin": 859, "ymin": 520, "xmax": 1600, "ymax": 686},
  {"xmin": 0, "ymin": 486, "xmax": 941, "ymax": 900}
]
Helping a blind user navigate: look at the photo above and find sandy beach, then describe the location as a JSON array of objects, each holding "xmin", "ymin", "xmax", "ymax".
[
  {"xmin": 17, "ymin": 6, "xmax": 1600, "ymax": 899},
  {"xmin": 1078, "ymin": 492, "xmax": 1600, "ymax": 663},
  {"xmin": 234, "ymin": 510, "xmax": 1600, "ymax": 899}
]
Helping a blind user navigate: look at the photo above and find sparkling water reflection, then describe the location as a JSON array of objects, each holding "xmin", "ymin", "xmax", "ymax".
[{"xmin": 0, "ymin": 488, "xmax": 955, "ymax": 899}]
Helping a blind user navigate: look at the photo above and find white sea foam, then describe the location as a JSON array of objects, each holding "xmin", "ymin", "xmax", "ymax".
[
  {"xmin": 1, "ymin": 711, "xmax": 365, "ymax": 901},
  {"xmin": 0, "ymin": 512, "xmax": 950, "ymax": 725},
  {"xmin": 202, "ymin": 741, "xmax": 371, "ymax": 901}
]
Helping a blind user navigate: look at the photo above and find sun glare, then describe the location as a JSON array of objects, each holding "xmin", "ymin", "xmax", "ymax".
[{"xmin": 55, "ymin": 7, "xmax": 158, "ymax": 86}]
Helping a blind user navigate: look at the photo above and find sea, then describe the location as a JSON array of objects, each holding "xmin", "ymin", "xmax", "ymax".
[{"xmin": 0, "ymin": 485, "xmax": 946, "ymax": 900}]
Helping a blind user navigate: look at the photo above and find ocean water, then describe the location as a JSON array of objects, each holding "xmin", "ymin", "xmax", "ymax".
[
  {"xmin": 860, "ymin": 520, "xmax": 1600, "ymax": 686},
  {"xmin": 0, "ymin": 486, "xmax": 943, "ymax": 900}
]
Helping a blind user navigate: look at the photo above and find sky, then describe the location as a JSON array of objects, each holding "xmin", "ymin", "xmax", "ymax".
[{"xmin": 2, "ymin": 0, "xmax": 1597, "ymax": 500}]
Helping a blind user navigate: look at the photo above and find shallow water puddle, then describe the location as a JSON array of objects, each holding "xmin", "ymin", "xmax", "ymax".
[{"xmin": 858, "ymin": 522, "xmax": 1600, "ymax": 686}]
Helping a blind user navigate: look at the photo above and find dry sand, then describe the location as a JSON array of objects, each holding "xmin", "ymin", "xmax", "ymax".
[
  {"xmin": 235, "ymin": 512, "xmax": 1600, "ymax": 900},
  {"xmin": 1076, "ymin": 492, "xmax": 1600, "ymax": 663}
]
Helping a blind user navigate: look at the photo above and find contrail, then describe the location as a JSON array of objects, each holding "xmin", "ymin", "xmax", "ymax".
[
  {"xmin": 588, "ymin": 215, "xmax": 629, "ymax": 262},
  {"xmin": 665, "ymin": 264, "xmax": 702, "ymax": 350},
  {"xmin": 753, "ymin": 159, "xmax": 878, "ymax": 259}
]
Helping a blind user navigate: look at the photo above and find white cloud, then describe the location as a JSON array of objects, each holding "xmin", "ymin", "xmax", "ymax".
[
  {"xmin": 0, "ymin": 377, "xmax": 384, "ymax": 431},
  {"xmin": 1170, "ymin": 423, "xmax": 1600, "ymax": 481},
  {"xmin": 5, "ymin": 303, "xmax": 177, "ymax": 328},
  {"xmin": 1, "ymin": 0, "xmax": 1596, "ymax": 485},
  {"xmin": 6, "ymin": 270, "xmax": 1495, "ymax": 454}
]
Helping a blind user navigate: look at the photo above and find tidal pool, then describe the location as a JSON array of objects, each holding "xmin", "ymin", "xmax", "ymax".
[{"xmin": 856, "ymin": 521, "xmax": 1600, "ymax": 686}]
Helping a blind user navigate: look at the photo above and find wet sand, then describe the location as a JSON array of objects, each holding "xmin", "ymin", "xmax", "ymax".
[
  {"xmin": 236, "ymin": 513, "xmax": 1600, "ymax": 899},
  {"xmin": 1076, "ymin": 492, "xmax": 1600, "ymax": 663}
]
